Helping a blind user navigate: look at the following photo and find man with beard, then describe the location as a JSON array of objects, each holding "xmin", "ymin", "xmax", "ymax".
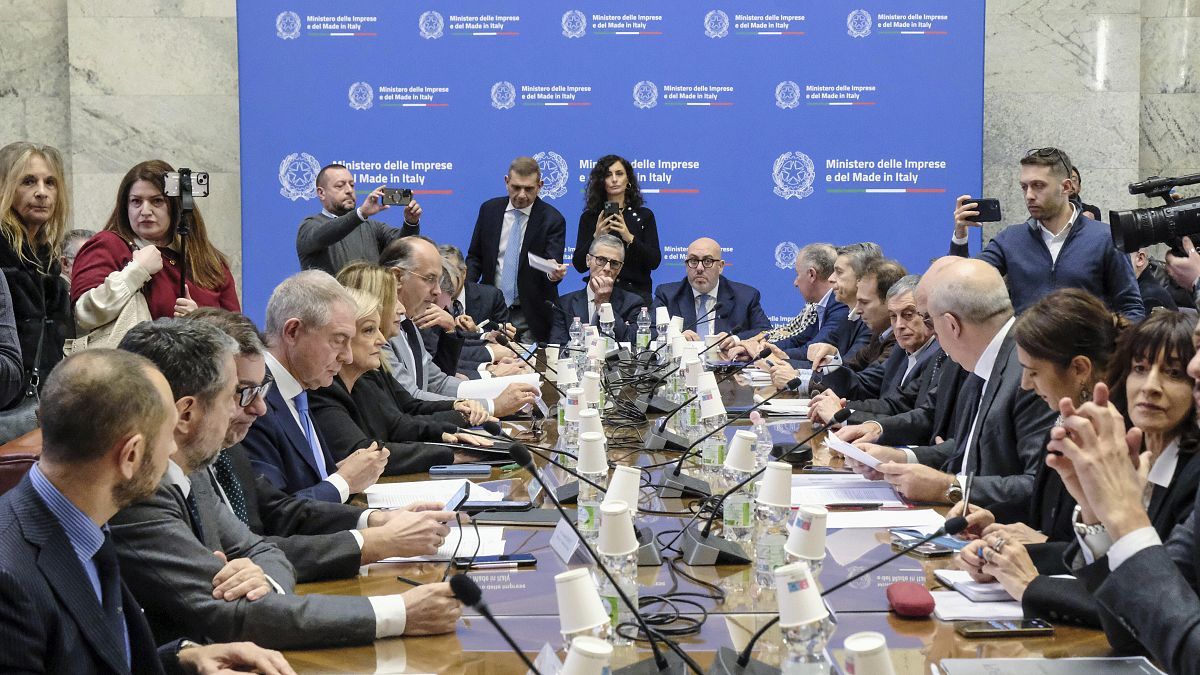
[
  {"xmin": 0, "ymin": 349, "xmax": 294, "ymax": 674},
  {"xmin": 297, "ymin": 163, "xmax": 422, "ymax": 275}
]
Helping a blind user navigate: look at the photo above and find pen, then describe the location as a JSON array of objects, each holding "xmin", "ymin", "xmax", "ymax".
[
  {"xmin": 396, "ymin": 575, "xmax": 425, "ymax": 587},
  {"xmin": 825, "ymin": 502, "xmax": 882, "ymax": 511},
  {"xmin": 962, "ymin": 473, "xmax": 974, "ymax": 519}
]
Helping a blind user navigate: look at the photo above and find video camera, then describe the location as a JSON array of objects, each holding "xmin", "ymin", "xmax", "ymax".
[{"xmin": 1110, "ymin": 173, "xmax": 1200, "ymax": 254}]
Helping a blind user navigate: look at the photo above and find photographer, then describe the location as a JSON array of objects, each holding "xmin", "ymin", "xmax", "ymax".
[{"xmin": 297, "ymin": 163, "xmax": 421, "ymax": 275}]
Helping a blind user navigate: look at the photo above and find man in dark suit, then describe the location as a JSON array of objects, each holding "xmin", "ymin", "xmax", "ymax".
[
  {"xmin": 0, "ymin": 349, "xmax": 292, "ymax": 674},
  {"xmin": 191, "ymin": 309, "xmax": 458, "ymax": 583},
  {"xmin": 1130, "ymin": 247, "xmax": 1178, "ymax": 314},
  {"xmin": 466, "ymin": 156, "xmax": 568, "ymax": 343},
  {"xmin": 438, "ymin": 243, "xmax": 510, "ymax": 327},
  {"xmin": 241, "ymin": 270, "xmax": 390, "ymax": 503},
  {"xmin": 652, "ymin": 237, "xmax": 771, "ymax": 341},
  {"xmin": 549, "ymin": 233, "xmax": 646, "ymax": 345},
  {"xmin": 851, "ymin": 259, "xmax": 1056, "ymax": 507},
  {"xmin": 111, "ymin": 319, "xmax": 462, "ymax": 650}
]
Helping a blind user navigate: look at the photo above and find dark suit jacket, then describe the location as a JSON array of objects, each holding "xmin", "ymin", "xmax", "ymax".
[
  {"xmin": 220, "ymin": 444, "xmax": 365, "ymax": 582},
  {"xmin": 466, "ymin": 196, "xmax": 566, "ymax": 342},
  {"xmin": 847, "ymin": 344, "xmax": 945, "ymax": 422},
  {"xmin": 549, "ymin": 284, "xmax": 646, "ymax": 346},
  {"xmin": 910, "ymin": 334, "xmax": 1057, "ymax": 507},
  {"xmin": 242, "ymin": 385, "xmax": 343, "ymax": 503},
  {"xmin": 816, "ymin": 332, "xmax": 901, "ymax": 401},
  {"xmin": 0, "ymin": 477, "xmax": 177, "ymax": 675},
  {"xmin": 774, "ymin": 296, "xmax": 849, "ymax": 360},
  {"xmin": 463, "ymin": 281, "xmax": 510, "ymax": 325},
  {"xmin": 1138, "ymin": 273, "xmax": 1177, "ymax": 314},
  {"xmin": 651, "ymin": 276, "xmax": 771, "ymax": 340},
  {"xmin": 873, "ymin": 351, "xmax": 967, "ymax": 446}
]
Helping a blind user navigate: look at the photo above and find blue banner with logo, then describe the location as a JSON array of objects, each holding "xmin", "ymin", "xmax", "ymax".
[{"xmin": 237, "ymin": 2, "xmax": 984, "ymax": 324}]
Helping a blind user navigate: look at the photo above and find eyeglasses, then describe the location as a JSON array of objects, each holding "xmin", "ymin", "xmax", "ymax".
[
  {"xmin": 1025, "ymin": 147, "xmax": 1072, "ymax": 178},
  {"xmin": 685, "ymin": 257, "xmax": 723, "ymax": 269},
  {"xmin": 918, "ymin": 311, "xmax": 935, "ymax": 330},
  {"xmin": 235, "ymin": 376, "xmax": 274, "ymax": 407},
  {"xmin": 587, "ymin": 254, "xmax": 623, "ymax": 270},
  {"xmin": 403, "ymin": 268, "xmax": 439, "ymax": 286}
]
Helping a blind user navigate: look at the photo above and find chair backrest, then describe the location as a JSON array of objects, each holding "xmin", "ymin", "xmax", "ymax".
[{"xmin": 0, "ymin": 429, "xmax": 42, "ymax": 496}]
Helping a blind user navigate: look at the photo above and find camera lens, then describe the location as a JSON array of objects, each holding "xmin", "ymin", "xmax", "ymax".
[{"xmin": 1110, "ymin": 197, "xmax": 1200, "ymax": 253}]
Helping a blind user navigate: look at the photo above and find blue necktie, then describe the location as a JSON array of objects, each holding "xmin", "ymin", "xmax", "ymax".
[
  {"xmin": 500, "ymin": 210, "xmax": 525, "ymax": 307},
  {"xmin": 94, "ymin": 532, "xmax": 130, "ymax": 668},
  {"xmin": 696, "ymin": 294, "xmax": 711, "ymax": 338},
  {"xmin": 293, "ymin": 391, "xmax": 328, "ymax": 479}
]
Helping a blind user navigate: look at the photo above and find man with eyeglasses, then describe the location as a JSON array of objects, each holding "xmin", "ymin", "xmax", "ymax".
[
  {"xmin": 951, "ymin": 146, "xmax": 1143, "ymax": 320},
  {"xmin": 652, "ymin": 237, "xmax": 771, "ymax": 342},
  {"xmin": 549, "ymin": 234, "xmax": 646, "ymax": 345}
]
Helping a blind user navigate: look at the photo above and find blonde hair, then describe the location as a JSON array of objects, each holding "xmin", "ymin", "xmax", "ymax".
[
  {"xmin": 336, "ymin": 262, "xmax": 399, "ymax": 340},
  {"xmin": 343, "ymin": 287, "xmax": 381, "ymax": 324},
  {"xmin": 0, "ymin": 142, "xmax": 70, "ymax": 267}
]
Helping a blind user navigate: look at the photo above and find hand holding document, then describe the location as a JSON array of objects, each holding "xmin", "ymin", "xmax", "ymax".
[
  {"xmin": 824, "ymin": 433, "xmax": 881, "ymax": 468},
  {"xmin": 527, "ymin": 252, "xmax": 561, "ymax": 274}
]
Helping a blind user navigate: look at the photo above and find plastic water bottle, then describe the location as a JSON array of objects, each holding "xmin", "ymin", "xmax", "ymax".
[
  {"xmin": 597, "ymin": 551, "xmax": 638, "ymax": 646},
  {"xmin": 750, "ymin": 412, "xmax": 774, "ymax": 469},
  {"xmin": 569, "ymin": 317, "xmax": 584, "ymax": 370},
  {"xmin": 721, "ymin": 467, "xmax": 754, "ymax": 544},
  {"xmin": 576, "ymin": 436, "xmax": 609, "ymax": 546},
  {"xmin": 700, "ymin": 414, "xmax": 727, "ymax": 479},
  {"xmin": 636, "ymin": 307, "xmax": 651, "ymax": 353},
  {"xmin": 755, "ymin": 501, "xmax": 790, "ymax": 588}
]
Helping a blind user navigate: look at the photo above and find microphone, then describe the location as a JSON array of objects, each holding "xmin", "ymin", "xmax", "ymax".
[
  {"xmin": 679, "ymin": 409, "xmax": 852, "ymax": 566},
  {"xmin": 658, "ymin": 377, "xmax": 803, "ymax": 499},
  {"xmin": 507, "ymin": 444, "xmax": 690, "ymax": 674},
  {"xmin": 453, "ymin": 427, "xmax": 605, "ymax": 503},
  {"xmin": 724, "ymin": 516, "xmax": 969, "ymax": 671},
  {"xmin": 449, "ymin": 574, "xmax": 542, "ymax": 674},
  {"xmin": 494, "ymin": 334, "xmax": 569, "ymax": 401},
  {"xmin": 682, "ymin": 301, "xmax": 722, "ymax": 332}
]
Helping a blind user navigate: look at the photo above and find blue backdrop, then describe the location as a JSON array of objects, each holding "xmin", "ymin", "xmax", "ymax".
[{"xmin": 237, "ymin": 2, "xmax": 984, "ymax": 324}]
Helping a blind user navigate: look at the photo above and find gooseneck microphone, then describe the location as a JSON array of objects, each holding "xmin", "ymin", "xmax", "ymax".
[
  {"xmin": 682, "ymin": 302, "xmax": 722, "ymax": 332},
  {"xmin": 449, "ymin": 574, "xmax": 541, "ymax": 674},
  {"xmin": 494, "ymin": 333, "xmax": 569, "ymax": 400},
  {"xmin": 714, "ymin": 347, "xmax": 773, "ymax": 384},
  {"xmin": 727, "ymin": 516, "xmax": 969, "ymax": 670},
  {"xmin": 507, "ymin": 443, "xmax": 691, "ymax": 674}
]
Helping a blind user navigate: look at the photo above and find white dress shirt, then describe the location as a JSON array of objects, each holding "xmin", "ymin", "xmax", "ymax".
[
  {"xmin": 493, "ymin": 201, "xmax": 533, "ymax": 288},
  {"xmin": 1038, "ymin": 202, "xmax": 1078, "ymax": 264},
  {"xmin": 813, "ymin": 287, "xmax": 833, "ymax": 331},
  {"xmin": 902, "ymin": 336, "xmax": 936, "ymax": 385}
]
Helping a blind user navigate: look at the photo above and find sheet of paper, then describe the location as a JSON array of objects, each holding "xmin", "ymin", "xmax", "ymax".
[
  {"xmin": 791, "ymin": 474, "xmax": 904, "ymax": 507},
  {"xmin": 457, "ymin": 372, "xmax": 542, "ymax": 401},
  {"xmin": 933, "ymin": 569, "xmax": 1013, "ymax": 602},
  {"xmin": 378, "ymin": 526, "xmax": 506, "ymax": 563},
  {"xmin": 527, "ymin": 252, "xmax": 561, "ymax": 274},
  {"xmin": 824, "ymin": 433, "xmax": 881, "ymax": 468},
  {"xmin": 363, "ymin": 479, "xmax": 504, "ymax": 508},
  {"xmin": 826, "ymin": 508, "xmax": 945, "ymax": 530},
  {"xmin": 931, "ymin": 590, "xmax": 1024, "ymax": 621}
]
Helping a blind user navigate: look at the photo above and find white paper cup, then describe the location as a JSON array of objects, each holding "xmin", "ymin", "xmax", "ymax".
[
  {"xmin": 670, "ymin": 316, "xmax": 684, "ymax": 333},
  {"xmin": 724, "ymin": 430, "xmax": 757, "ymax": 473},
  {"xmin": 699, "ymin": 387, "xmax": 726, "ymax": 420},
  {"xmin": 597, "ymin": 501, "xmax": 639, "ymax": 556},
  {"xmin": 756, "ymin": 461, "xmax": 792, "ymax": 508},
  {"xmin": 545, "ymin": 345, "xmax": 560, "ymax": 381},
  {"xmin": 559, "ymin": 361, "xmax": 579, "ymax": 387},
  {"xmin": 562, "ymin": 635, "xmax": 612, "ymax": 675},
  {"xmin": 670, "ymin": 336, "xmax": 686, "ymax": 359},
  {"xmin": 785, "ymin": 505, "xmax": 828, "ymax": 560},
  {"xmin": 697, "ymin": 370, "xmax": 718, "ymax": 393},
  {"xmin": 683, "ymin": 358, "xmax": 702, "ymax": 387},
  {"xmin": 598, "ymin": 303, "xmax": 615, "ymax": 324},
  {"xmin": 774, "ymin": 562, "xmax": 829, "ymax": 627},
  {"xmin": 842, "ymin": 632, "xmax": 896, "ymax": 675},
  {"xmin": 577, "ymin": 432, "xmax": 608, "ymax": 474},
  {"xmin": 555, "ymin": 569, "xmax": 609, "ymax": 634},
  {"xmin": 582, "ymin": 372, "xmax": 602, "ymax": 406},
  {"xmin": 704, "ymin": 334, "xmax": 721, "ymax": 350},
  {"xmin": 564, "ymin": 387, "xmax": 583, "ymax": 422},
  {"xmin": 579, "ymin": 408, "xmax": 603, "ymax": 437},
  {"xmin": 655, "ymin": 307, "xmax": 670, "ymax": 325},
  {"xmin": 602, "ymin": 465, "xmax": 641, "ymax": 515}
]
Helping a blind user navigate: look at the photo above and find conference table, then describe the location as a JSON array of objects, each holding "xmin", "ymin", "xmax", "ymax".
[{"xmin": 281, "ymin": 367, "xmax": 1114, "ymax": 674}]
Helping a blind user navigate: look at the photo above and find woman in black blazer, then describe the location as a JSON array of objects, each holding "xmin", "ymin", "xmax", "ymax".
[{"xmin": 571, "ymin": 154, "xmax": 660, "ymax": 304}]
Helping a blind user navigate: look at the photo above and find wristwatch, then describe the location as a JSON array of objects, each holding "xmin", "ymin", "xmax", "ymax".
[
  {"xmin": 1072, "ymin": 504, "xmax": 1107, "ymax": 536},
  {"xmin": 944, "ymin": 477, "xmax": 963, "ymax": 504}
]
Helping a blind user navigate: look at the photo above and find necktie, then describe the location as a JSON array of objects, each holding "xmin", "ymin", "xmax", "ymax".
[
  {"xmin": 211, "ymin": 453, "xmax": 249, "ymax": 525},
  {"xmin": 451, "ymin": 299, "xmax": 464, "ymax": 318},
  {"xmin": 176, "ymin": 486, "xmax": 207, "ymax": 543},
  {"xmin": 93, "ymin": 532, "xmax": 130, "ymax": 668},
  {"xmin": 946, "ymin": 374, "xmax": 987, "ymax": 474},
  {"xmin": 293, "ymin": 391, "xmax": 328, "ymax": 479},
  {"xmin": 401, "ymin": 319, "xmax": 425, "ymax": 386},
  {"xmin": 499, "ymin": 210, "xmax": 525, "ymax": 307},
  {"xmin": 696, "ymin": 294, "xmax": 711, "ymax": 338}
]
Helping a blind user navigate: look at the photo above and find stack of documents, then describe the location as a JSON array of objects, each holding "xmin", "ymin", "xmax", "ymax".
[
  {"xmin": 757, "ymin": 399, "xmax": 810, "ymax": 416},
  {"xmin": 379, "ymin": 526, "xmax": 507, "ymax": 563},
  {"xmin": 363, "ymin": 479, "xmax": 505, "ymax": 508},
  {"xmin": 939, "ymin": 657, "xmax": 1164, "ymax": 675},
  {"xmin": 934, "ymin": 569, "xmax": 1013, "ymax": 602},
  {"xmin": 742, "ymin": 367, "xmax": 774, "ymax": 386},
  {"xmin": 931, "ymin": 590, "xmax": 1023, "ymax": 621},
  {"xmin": 825, "ymin": 508, "xmax": 945, "ymax": 530},
  {"xmin": 456, "ymin": 373, "xmax": 541, "ymax": 400},
  {"xmin": 792, "ymin": 473, "xmax": 904, "ymax": 507}
]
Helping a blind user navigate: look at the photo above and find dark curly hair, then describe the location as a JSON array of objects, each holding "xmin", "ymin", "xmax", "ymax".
[{"xmin": 584, "ymin": 154, "xmax": 644, "ymax": 213}]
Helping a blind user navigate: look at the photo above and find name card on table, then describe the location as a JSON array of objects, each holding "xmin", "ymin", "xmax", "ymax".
[{"xmin": 549, "ymin": 517, "xmax": 590, "ymax": 564}]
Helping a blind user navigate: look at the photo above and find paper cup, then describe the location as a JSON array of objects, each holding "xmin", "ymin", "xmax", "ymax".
[
  {"xmin": 842, "ymin": 632, "xmax": 896, "ymax": 675},
  {"xmin": 598, "ymin": 303, "xmax": 615, "ymax": 324},
  {"xmin": 683, "ymin": 358, "xmax": 702, "ymax": 388},
  {"xmin": 704, "ymin": 334, "xmax": 721, "ymax": 350},
  {"xmin": 670, "ymin": 316, "xmax": 684, "ymax": 334},
  {"xmin": 757, "ymin": 461, "xmax": 792, "ymax": 508},
  {"xmin": 579, "ymin": 408, "xmax": 603, "ymax": 437},
  {"xmin": 602, "ymin": 465, "xmax": 641, "ymax": 515},
  {"xmin": 655, "ymin": 307, "xmax": 670, "ymax": 325},
  {"xmin": 699, "ymin": 387, "xmax": 726, "ymax": 420},
  {"xmin": 555, "ymin": 569, "xmax": 609, "ymax": 634},
  {"xmin": 587, "ymin": 338, "xmax": 604, "ymax": 359},
  {"xmin": 559, "ymin": 361, "xmax": 579, "ymax": 387},
  {"xmin": 670, "ymin": 336, "xmax": 686, "ymax": 360},
  {"xmin": 697, "ymin": 370, "xmax": 718, "ymax": 392},
  {"xmin": 785, "ymin": 505, "xmax": 828, "ymax": 560},
  {"xmin": 597, "ymin": 501, "xmax": 639, "ymax": 556},
  {"xmin": 577, "ymin": 432, "xmax": 608, "ymax": 474},
  {"xmin": 581, "ymin": 372, "xmax": 602, "ymax": 406},
  {"xmin": 724, "ymin": 430, "xmax": 757, "ymax": 473},
  {"xmin": 562, "ymin": 635, "xmax": 612, "ymax": 675},
  {"xmin": 774, "ymin": 562, "xmax": 829, "ymax": 627},
  {"xmin": 564, "ymin": 387, "xmax": 583, "ymax": 422}
]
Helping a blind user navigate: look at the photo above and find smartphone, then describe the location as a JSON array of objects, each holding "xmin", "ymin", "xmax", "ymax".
[
  {"xmin": 892, "ymin": 541, "xmax": 955, "ymax": 558},
  {"xmin": 461, "ymin": 500, "xmax": 532, "ymax": 513},
  {"xmin": 453, "ymin": 553, "xmax": 537, "ymax": 568},
  {"xmin": 955, "ymin": 619, "xmax": 1054, "ymax": 638},
  {"xmin": 963, "ymin": 197, "xmax": 1001, "ymax": 223},
  {"xmin": 380, "ymin": 187, "xmax": 413, "ymax": 206},
  {"xmin": 602, "ymin": 201, "xmax": 620, "ymax": 217},
  {"xmin": 429, "ymin": 464, "xmax": 492, "ymax": 477},
  {"xmin": 163, "ymin": 170, "xmax": 209, "ymax": 198},
  {"xmin": 444, "ymin": 481, "xmax": 471, "ymax": 512}
]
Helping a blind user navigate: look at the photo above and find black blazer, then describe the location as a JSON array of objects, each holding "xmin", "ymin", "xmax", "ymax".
[
  {"xmin": 466, "ymin": 196, "xmax": 566, "ymax": 342},
  {"xmin": 310, "ymin": 371, "xmax": 457, "ymax": 476},
  {"xmin": 572, "ymin": 205, "xmax": 661, "ymax": 303},
  {"xmin": 220, "ymin": 444, "xmax": 365, "ymax": 582},
  {"xmin": 652, "ymin": 276, "xmax": 772, "ymax": 340},
  {"xmin": 874, "ymin": 351, "xmax": 967, "ymax": 447},
  {"xmin": 463, "ymin": 281, "xmax": 510, "ymax": 325},
  {"xmin": 0, "ymin": 238, "xmax": 71, "ymax": 392},
  {"xmin": 816, "ymin": 332, "xmax": 904, "ymax": 401},
  {"xmin": 241, "ymin": 385, "xmax": 343, "ymax": 503},
  {"xmin": 848, "ymin": 344, "xmax": 944, "ymax": 421},
  {"xmin": 548, "ymin": 284, "xmax": 646, "ymax": 345},
  {"xmin": 0, "ymin": 477, "xmax": 177, "ymax": 675}
]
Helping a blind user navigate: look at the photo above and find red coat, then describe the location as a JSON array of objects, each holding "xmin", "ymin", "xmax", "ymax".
[{"xmin": 71, "ymin": 230, "xmax": 240, "ymax": 320}]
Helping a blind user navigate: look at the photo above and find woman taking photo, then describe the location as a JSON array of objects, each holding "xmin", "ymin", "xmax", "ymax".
[
  {"xmin": 71, "ymin": 159, "xmax": 239, "ymax": 337},
  {"xmin": 571, "ymin": 154, "xmax": 660, "ymax": 304}
]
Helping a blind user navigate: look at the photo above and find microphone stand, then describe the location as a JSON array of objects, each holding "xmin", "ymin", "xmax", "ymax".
[
  {"xmin": 454, "ymin": 428, "xmax": 605, "ymax": 505},
  {"xmin": 495, "ymin": 334, "xmax": 569, "ymax": 399},
  {"xmin": 509, "ymin": 444, "xmax": 692, "ymax": 674},
  {"xmin": 448, "ymin": 575, "xmax": 542, "ymax": 674},
  {"xmin": 679, "ymin": 411, "xmax": 848, "ymax": 566}
]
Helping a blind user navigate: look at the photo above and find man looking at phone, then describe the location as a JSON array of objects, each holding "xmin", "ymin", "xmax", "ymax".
[
  {"xmin": 950, "ymin": 147, "xmax": 1143, "ymax": 320},
  {"xmin": 297, "ymin": 163, "xmax": 422, "ymax": 276}
]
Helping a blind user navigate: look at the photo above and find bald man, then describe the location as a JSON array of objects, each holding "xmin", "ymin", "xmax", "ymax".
[
  {"xmin": 842, "ymin": 258, "xmax": 1055, "ymax": 508},
  {"xmin": 652, "ymin": 237, "xmax": 771, "ymax": 341}
]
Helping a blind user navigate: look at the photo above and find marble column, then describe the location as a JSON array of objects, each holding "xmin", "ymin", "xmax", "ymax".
[
  {"xmin": 0, "ymin": 0, "xmax": 70, "ymax": 154},
  {"xmin": 1140, "ymin": 0, "xmax": 1200, "ymax": 208}
]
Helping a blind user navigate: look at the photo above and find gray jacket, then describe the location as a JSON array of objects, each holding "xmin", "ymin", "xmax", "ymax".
[{"xmin": 296, "ymin": 209, "xmax": 418, "ymax": 275}]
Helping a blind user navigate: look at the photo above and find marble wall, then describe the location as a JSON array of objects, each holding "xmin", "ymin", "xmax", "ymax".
[{"xmin": 1, "ymin": 1, "xmax": 1197, "ymax": 296}]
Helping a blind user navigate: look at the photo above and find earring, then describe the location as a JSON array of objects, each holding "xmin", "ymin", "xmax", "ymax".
[{"xmin": 1079, "ymin": 383, "xmax": 1091, "ymax": 403}]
